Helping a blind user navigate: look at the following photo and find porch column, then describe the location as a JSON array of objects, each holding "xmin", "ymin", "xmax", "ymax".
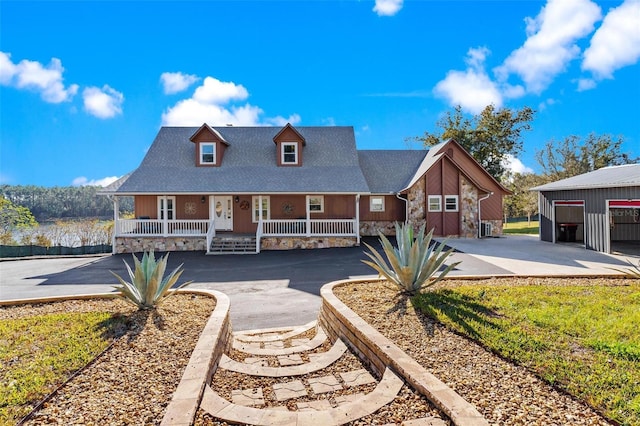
[
  {"xmin": 112, "ymin": 196, "xmax": 119, "ymax": 254},
  {"xmin": 163, "ymin": 195, "xmax": 168, "ymax": 237},
  {"xmin": 258, "ymin": 195, "xmax": 263, "ymax": 236},
  {"xmin": 355, "ymin": 194, "xmax": 360, "ymax": 245},
  {"xmin": 305, "ymin": 195, "xmax": 311, "ymax": 237}
]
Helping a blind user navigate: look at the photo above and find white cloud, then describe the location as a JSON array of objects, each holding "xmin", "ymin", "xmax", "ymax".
[
  {"xmin": 576, "ymin": 77, "xmax": 597, "ymax": 91},
  {"xmin": 193, "ymin": 76, "xmax": 249, "ymax": 104},
  {"xmin": 265, "ymin": 113, "xmax": 302, "ymax": 126},
  {"xmin": 160, "ymin": 71, "xmax": 199, "ymax": 94},
  {"xmin": 162, "ymin": 76, "xmax": 300, "ymax": 126},
  {"xmin": 582, "ymin": 0, "xmax": 640, "ymax": 80},
  {"xmin": 0, "ymin": 52, "xmax": 17, "ymax": 84},
  {"xmin": 83, "ymin": 85, "xmax": 124, "ymax": 119},
  {"xmin": 0, "ymin": 51, "xmax": 78, "ymax": 103},
  {"xmin": 537, "ymin": 97, "xmax": 557, "ymax": 111},
  {"xmin": 72, "ymin": 176, "xmax": 120, "ymax": 187},
  {"xmin": 494, "ymin": 0, "xmax": 601, "ymax": 94},
  {"xmin": 373, "ymin": 0, "xmax": 403, "ymax": 16},
  {"xmin": 322, "ymin": 117, "xmax": 337, "ymax": 126},
  {"xmin": 503, "ymin": 155, "xmax": 534, "ymax": 174},
  {"xmin": 433, "ymin": 47, "xmax": 503, "ymax": 114}
]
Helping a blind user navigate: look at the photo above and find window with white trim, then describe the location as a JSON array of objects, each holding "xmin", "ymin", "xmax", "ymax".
[
  {"xmin": 252, "ymin": 196, "xmax": 270, "ymax": 222},
  {"xmin": 281, "ymin": 142, "xmax": 298, "ymax": 165},
  {"xmin": 157, "ymin": 196, "xmax": 176, "ymax": 220},
  {"xmin": 445, "ymin": 195, "xmax": 459, "ymax": 212},
  {"xmin": 308, "ymin": 196, "xmax": 324, "ymax": 213},
  {"xmin": 200, "ymin": 143, "xmax": 216, "ymax": 165},
  {"xmin": 370, "ymin": 196, "xmax": 385, "ymax": 212},
  {"xmin": 428, "ymin": 195, "xmax": 442, "ymax": 212}
]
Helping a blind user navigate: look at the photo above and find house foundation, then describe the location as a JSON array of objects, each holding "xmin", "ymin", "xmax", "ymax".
[{"xmin": 260, "ymin": 237, "xmax": 358, "ymax": 250}]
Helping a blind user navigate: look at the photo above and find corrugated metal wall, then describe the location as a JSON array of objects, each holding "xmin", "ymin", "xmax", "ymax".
[{"xmin": 538, "ymin": 186, "xmax": 639, "ymax": 253}]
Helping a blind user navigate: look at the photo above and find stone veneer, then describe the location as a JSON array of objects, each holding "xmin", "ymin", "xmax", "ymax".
[
  {"xmin": 460, "ymin": 175, "xmax": 478, "ymax": 238},
  {"xmin": 407, "ymin": 178, "xmax": 426, "ymax": 231},
  {"xmin": 115, "ymin": 237, "xmax": 207, "ymax": 254},
  {"xmin": 260, "ymin": 236, "xmax": 358, "ymax": 250},
  {"xmin": 359, "ymin": 221, "xmax": 397, "ymax": 236}
]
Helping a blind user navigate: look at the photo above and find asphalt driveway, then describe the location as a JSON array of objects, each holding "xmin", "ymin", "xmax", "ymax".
[{"xmin": 1, "ymin": 235, "xmax": 632, "ymax": 330}]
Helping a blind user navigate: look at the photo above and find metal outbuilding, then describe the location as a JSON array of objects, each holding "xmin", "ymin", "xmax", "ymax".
[{"xmin": 531, "ymin": 164, "xmax": 640, "ymax": 255}]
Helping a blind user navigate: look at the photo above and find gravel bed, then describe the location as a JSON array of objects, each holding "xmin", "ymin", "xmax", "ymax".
[
  {"xmin": 2, "ymin": 294, "xmax": 216, "ymax": 425},
  {"xmin": 334, "ymin": 278, "xmax": 615, "ymax": 426}
]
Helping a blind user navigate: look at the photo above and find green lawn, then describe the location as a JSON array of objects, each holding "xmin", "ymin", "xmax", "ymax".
[
  {"xmin": 414, "ymin": 280, "xmax": 640, "ymax": 425},
  {"xmin": 0, "ymin": 311, "xmax": 127, "ymax": 425},
  {"xmin": 503, "ymin": 220, "xmax": 539, "ymax": 234}
]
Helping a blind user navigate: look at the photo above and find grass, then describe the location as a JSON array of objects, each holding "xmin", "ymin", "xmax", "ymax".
[
  {"xmin": 503, "ymin": 220, "xmax": 539, "ymax": 234},
  {"xmin": 413, "ymin": 280, "xmax": 640, "ymax": 425},
  {"xmin": 0, "ymin": 311, "xmax": 127, "ymax": 425}
]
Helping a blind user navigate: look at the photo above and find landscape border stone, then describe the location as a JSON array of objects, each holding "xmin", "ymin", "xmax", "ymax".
[
  {"xmin": 319, "ymin": 277, "xmax": 490, "ymax": 426},
  {"xmin": 160, "ymin": 289, "xmax": 231, "ymax": 426}
]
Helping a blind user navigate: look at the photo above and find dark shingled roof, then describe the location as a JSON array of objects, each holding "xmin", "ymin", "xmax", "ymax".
[
  {"xmin": 108, "ymin": 126, "xmax": 371, "ymax": 194},
  {"xmin": 531, "ymin": 164, "xmax": 640, "ymax": 191},
  {"xmin": 357, "ymin": 150, "xmax": 428, "ymax": 193}
]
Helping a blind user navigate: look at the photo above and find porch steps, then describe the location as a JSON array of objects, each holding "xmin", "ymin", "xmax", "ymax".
[{"xmin": 208, "ymin": 235, "xmax": 258, "ymax": 254}]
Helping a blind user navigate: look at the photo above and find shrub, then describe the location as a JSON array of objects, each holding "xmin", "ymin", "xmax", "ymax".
[
  {"xmin": 362, "ymin": 222, "xmax": 460, "ymax": 295},
  {"xmin": 111, "ymin": 251, "xmax": 192, "ymax": 310}
]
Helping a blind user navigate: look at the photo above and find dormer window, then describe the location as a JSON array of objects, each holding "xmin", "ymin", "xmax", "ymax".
[
  {"xmin": 274, "ymin": 123, "xmax": 305, "ymax": 167},
  {"xmin": 200, "ymin": 143, "xmax": 216, "ymax": 165},
  {"xmin": 281, "ymin": 142, "xmax": 298, "ymax": 165},
  {"xmin": 190, "ymin": 123, "xmax": 229, "ymax": 167}
]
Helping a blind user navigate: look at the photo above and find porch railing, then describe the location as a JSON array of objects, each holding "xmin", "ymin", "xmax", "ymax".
[
  {"xmin": 260, "ymin": 218, "xmax": 357, "ymax": 237},
  {"xmin": 115, "ymin": 219, "xmax": 210, "ymax": 237}
]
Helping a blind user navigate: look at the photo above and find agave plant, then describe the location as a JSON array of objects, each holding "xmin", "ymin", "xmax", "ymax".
[
  {"xmin": 609, "ymin": 258, "xmax": 640, "ymax": 278},
  {"xmin": 111, "ymin": 250, "xmax": 192, "ymax": 310},
  {"xmin": 362, "ymin": 222, "xmax": 460, "ymax": 295}
]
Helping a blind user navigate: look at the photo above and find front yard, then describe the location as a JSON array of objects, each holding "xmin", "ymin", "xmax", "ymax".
[
  {"xmin": 0, "ymin": 294, "xmax": 215, "ymax": 425},
  {"xmin": 335, "ymin": 277, "xmax": 639, "ymax": 426}
]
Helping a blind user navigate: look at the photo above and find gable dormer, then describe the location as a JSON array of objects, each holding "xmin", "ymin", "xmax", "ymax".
[
  {"xmin": 273, "ymin": 123, "xmax": 306, "ymax": 167},
  {"xmin": 189, "ymin": 123, "xmax": 229, "ymax": 167}
]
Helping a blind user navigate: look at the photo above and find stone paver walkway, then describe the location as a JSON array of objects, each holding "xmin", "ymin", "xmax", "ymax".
[{"xmin": 200, "ymin": 321, "xmax": 449, "ymax": 425}]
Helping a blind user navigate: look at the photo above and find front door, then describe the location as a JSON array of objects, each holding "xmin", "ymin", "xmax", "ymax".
[{"xmin": 212, "ymin": 196, "xmax": 233, "ymax": 231}]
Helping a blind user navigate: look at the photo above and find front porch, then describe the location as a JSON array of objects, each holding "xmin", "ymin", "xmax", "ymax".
[{"xmin": 112, "ymin": 218, "xmax": 359, "ymax": 254}]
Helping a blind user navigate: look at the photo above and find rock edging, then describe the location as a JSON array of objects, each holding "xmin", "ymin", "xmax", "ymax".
[
  {"xmin": 160, "ymin": 289, "xmax": 232, "ymax": 426},
  {"xmin": 319, "ymin": 278, "xmax": 489, "ymax": 426}
]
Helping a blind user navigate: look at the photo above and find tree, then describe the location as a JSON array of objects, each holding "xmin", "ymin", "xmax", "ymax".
[
  {"xmin": 0, "ymin": 196, "xmax": 38, "ymax": 233},
  {"xmin": 503, "ymin": 172, "xmax": 548, "ymax": 223},
  {"xmin": 415, "ymin": 104, "xmax": 535, "ymax": 181},
  {"xmin": 535, "ymin": 133, "xmax": 637, "ymax": 180}
]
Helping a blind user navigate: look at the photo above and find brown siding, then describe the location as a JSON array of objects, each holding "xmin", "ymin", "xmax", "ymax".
[
  {"xmin": 422, "ymin": 158, "xmax": 463, "ymax": 236},
  {"xmin": 176, "ymin": 195, "xmax": 208, "ymax": 220},
  {"xmin": 309, "ymin": 195, "xmax": 356, "ymax": 218},
  {"xmin": 479, "ymin": 195, "xmax": 503, "ymax": 220},
  {"xmin": 438, "ymin": 141, "xmax": 507, "ymax": 221},
  {"xmin": 360, "ymin": 195, "xmax": 405, "ymax": 221},
  {"xmin": 270, "ymin": 195, "xmax": 308, "ymax": 219},
  {"xmin": 134, "ymin": 195, "xmax": 210, "ymax": 220},
  {"xmin": 274, "ymin": 127, "xmax": 304, "ymax": 143},
  {"xmin": 134, "ymin": 195, "xmax": 157, "ymax": 219}
]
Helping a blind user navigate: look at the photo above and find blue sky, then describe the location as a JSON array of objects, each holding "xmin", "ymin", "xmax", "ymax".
[{"xmin": 1, "ymin": 0, "xmax": 639, "ymax": 187}]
